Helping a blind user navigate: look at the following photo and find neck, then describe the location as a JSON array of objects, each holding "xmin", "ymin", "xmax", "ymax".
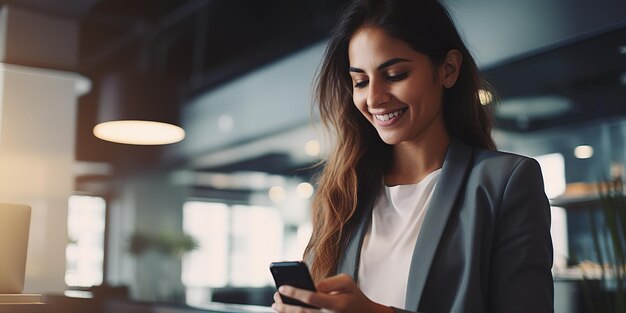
[{"xmin": 384, "ymin": 127, "xmax": 450, "ymax": 186}]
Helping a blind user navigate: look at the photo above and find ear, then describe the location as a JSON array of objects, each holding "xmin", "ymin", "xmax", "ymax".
[{"xmin": 439, "ymin": 49, "xmax": 462, "ymax": 88}]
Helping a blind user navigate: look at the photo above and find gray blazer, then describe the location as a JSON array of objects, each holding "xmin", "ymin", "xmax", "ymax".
[{"xmin": 336, "ymin": 138, "xmax": 554, "ymax": 313}]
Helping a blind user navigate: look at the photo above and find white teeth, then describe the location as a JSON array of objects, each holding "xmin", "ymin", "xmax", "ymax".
[{"xmin": 375, "ymin": 109, "xmax": 405, "ymax": 121}]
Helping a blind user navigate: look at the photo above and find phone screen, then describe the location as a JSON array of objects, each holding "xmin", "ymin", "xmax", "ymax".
[{"xmin": 269, "ymin": 261, "xmax": 319, "ymax": 309}]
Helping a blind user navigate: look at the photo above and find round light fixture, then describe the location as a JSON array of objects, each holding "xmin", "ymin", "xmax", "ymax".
[
  {"xmin": 296, "ymin": 182, "xmax": 314, "ymax": 199},
  {"xmin": 496, "ymin": 95, "xmax": 572, "ymax": 120},
  {"xmin": 93, "ymin": 120, "xmax": 185, "ymax": 145},
  {"xmin": 478, "ymin": 89, "xmax": 493, "ymax": 105},
  {"xmin": 268, "ymin": 186, "xmax": 286, "ymax": 203},
  {"xmin": 574, "ymin": 145, "xmax": 593, "ymax": 159},
  {"xmin": 304, "ymin": 140, "xmax": 321, "ymax": 157},
  {"xmin": 94, "ymin": 72, "xmax": 184, "ymax": 145}
]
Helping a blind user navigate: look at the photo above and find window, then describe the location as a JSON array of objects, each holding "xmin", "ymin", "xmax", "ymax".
[
  {"xmin": 230, "ymin": 205, "xmax": 283, "ymax": 286},
  {"xmin": 534, "ymin": 153, "xmax": 566, "ymax": 199},
  {"xmin": 534, "ymin": 153, "xmax": 569, "ymax": 272},
  {"xmin": 182, "ymin": 200, "xmax": 311, "ymax": 302},
  {"xmin": 65, "ymin": 195, "xmax": 106, "ymax": 287},
  {"xmin": 181, "ymin": 202, "xmax": 229, "ymax": 287}
]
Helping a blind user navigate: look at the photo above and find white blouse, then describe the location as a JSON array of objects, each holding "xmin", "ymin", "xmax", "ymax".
[{"xmin": 357, "ymin": 169, "xmax": 441, "ymax": 309}]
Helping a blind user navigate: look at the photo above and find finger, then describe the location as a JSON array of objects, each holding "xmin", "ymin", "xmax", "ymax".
[
  {"xmin": 273, "ymin": 291, "xmax": 283, "ymax": 304},
  {"xmin": 316, "ymin": 273, "xmax": 355, "ymax": 293},
  {"xmin": 279, "ymin": 285, "xmax": 337, "ymax": 310},
  {"xmin": 271, "ymin": 301, "xmax": 320, "ymax": 313},
  {"xmin": 279, "ymin": 285, "xmax": 316, "ymax": 304}
]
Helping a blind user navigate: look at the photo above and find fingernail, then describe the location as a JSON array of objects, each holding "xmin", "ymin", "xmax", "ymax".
[{"xmin": 278, "ymin": 286, "xmax": 286, "ymax": 293}]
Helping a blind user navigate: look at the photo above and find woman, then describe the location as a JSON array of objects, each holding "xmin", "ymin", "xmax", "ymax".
[{"xmin": 272, "ymin": 0, "xmax": 553, "ymax": 312}]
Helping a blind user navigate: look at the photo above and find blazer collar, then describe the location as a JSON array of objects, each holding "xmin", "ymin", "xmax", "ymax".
[
  {"xmin": 405, "ymin": 138, "xmax": 473, "ymax": 310},
  {"xmin": 336, "ymin": 195, "xmax": 373, "ymax": 279},
  {"xmin": 335, "ymin": 138, "xmax": 474, "ymax": 310}
]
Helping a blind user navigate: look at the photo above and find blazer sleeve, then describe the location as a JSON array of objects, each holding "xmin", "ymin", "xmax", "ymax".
[{"xmin": 489, "ymin": 158, "xmax": 554, "ymax": 312}]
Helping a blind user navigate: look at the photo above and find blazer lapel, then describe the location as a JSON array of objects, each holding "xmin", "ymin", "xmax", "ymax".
[
  {"xmin": 404, "ymin": 138, "xmax": 474, "ymax": 311},
  {"xmin": 336, "ymin": 202, "xmax": 374, "ymax": 280}
]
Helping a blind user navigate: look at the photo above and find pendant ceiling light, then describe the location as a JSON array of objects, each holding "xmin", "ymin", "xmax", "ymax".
[{"xmin": 93, "ymin": 72, "xmax": 185, "ymax": 145}]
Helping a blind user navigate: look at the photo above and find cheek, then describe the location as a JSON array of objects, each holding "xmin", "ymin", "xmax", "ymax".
[{"xmin": 401, "ymin": 82, "xmax": 441, "ymax": 108}]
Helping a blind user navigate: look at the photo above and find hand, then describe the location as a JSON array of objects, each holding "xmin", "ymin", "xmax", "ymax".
[{"xmin": 271, "ymin": 273, "xmax": 394, "ymax": 313}]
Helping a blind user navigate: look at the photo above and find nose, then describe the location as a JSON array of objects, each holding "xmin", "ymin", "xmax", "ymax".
[{"xmin": 367, "ymin": 80, "xmax": 390, "ymax": 108}]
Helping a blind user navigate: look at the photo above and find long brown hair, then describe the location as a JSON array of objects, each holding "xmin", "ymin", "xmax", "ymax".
[{"xmin": 305, "ymin": 0, "xmax": 496, "ymax": 281}]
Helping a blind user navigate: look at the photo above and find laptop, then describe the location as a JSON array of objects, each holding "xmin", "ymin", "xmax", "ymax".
[{"xmin": 0, "ymin": 203, "xmax": 31, "ymax": 294}]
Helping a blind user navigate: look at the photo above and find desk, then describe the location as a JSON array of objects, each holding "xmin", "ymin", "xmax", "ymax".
[
  {"xmin": 0, "ymin": 303, "xmax": 46, "ymax": 313},
  {"xmin": 0, "ymin": 294, "xmax": 45, "ymax": 313},
  {"xmin": 105, "ymin": 300, "xmax": 274, "ymax": 313},
  {"xmin": 43, "ymin": 295, "xmax": 275, "ymax": 313}
]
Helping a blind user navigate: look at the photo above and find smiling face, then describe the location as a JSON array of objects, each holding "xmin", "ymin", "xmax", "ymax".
[{"xmin": 348, "ymin": 26, "xmax": 452, "ymax": 146}]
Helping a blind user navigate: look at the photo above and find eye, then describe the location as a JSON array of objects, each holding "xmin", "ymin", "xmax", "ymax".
[
  {"xmin": 386, "ymin": 72, "xmax": 408, "ymax": 82},
  {"xmin": 354, "ymin": 80, "xmax": 369, "ymax": 89}
]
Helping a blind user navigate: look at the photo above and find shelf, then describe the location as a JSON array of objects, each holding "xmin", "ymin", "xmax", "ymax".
[
  {"xmin": 550, "ymin": 195, "xmax": 600, "ymax": 209},
  {"xmin": 550, "ymin": 182, "xmax": 603, "ymax": 209}
]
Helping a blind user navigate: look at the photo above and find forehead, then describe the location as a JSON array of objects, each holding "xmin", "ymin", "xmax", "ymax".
[{"xmin": 348, "ymin": 26, "xmax": 419, "ymax": 66}]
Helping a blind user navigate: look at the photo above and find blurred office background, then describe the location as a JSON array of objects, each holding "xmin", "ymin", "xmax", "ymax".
[{"xmin": 0, "ymin": 0, "xmax": 625, "ymax": 312}]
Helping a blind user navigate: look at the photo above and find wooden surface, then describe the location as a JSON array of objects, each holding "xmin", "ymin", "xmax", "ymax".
[{"xmin": 0, "ymin": 303, "xmax": 46, "ymax": 313}]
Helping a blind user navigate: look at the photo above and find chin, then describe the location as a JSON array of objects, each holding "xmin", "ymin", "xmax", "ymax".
[{"xmin": 377, "ymin": 134, "xmax": 402, "ymax": 145}]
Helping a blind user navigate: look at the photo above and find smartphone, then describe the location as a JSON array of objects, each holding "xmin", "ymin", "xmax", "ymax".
[{"xmin": 269, "ymin": 261, "xmax": 319, "ymax": 309}]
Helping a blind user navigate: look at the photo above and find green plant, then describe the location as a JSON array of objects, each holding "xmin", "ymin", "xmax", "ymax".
[
  {"xmin": 128, "ymin": 231, "xmax": 199, "ymax": 258},
  {"xmin": 581, "ymin": 179, "xmax": 626, "ymax": 313}
]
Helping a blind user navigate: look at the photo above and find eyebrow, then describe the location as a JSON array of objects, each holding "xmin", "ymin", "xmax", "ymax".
[{"xmin": 349, "ymin": 58, "xmax": 411, "ymax": 73}]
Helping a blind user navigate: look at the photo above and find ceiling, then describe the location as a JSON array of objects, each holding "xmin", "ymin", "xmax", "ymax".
[
  {"xmin": 485, "ymin": 22, "xmax": 626, "ymax": 132},
  {"xmin": 1, "ymin": 0, "xmax": 349, "ymax": 192},
  {"xmin": 4, "ymin": 0, "xmax": 347, "ymax": 174},
  {"xmin": 3, "ymin": 0, "xmax": 626, "ymax": 194},
  {"xmin": 71, "ymin": 0, "xmax": 347, "ymax": 171}
]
